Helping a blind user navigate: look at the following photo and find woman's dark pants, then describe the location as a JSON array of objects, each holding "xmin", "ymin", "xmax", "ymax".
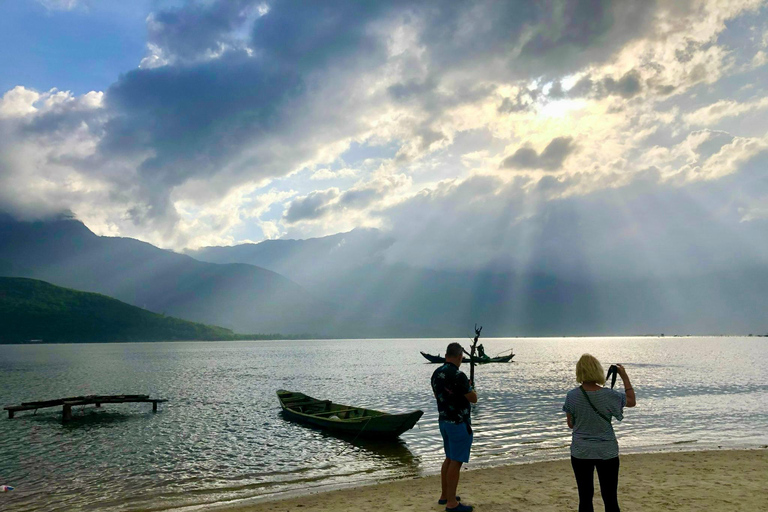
[{"xmin": 571, "ymin": 456, "xmax": 620, "ymax": 512}]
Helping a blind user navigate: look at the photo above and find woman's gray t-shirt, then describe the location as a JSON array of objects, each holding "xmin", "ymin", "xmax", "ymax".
[{"xmin": 563, "ymin": 387, "xmax": 626, "ymax": 459}]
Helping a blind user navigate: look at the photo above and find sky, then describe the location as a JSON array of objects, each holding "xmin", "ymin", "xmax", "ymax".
[{"xmin": 1, "ymin": 0, "xmax": 768, "ymax": 279}]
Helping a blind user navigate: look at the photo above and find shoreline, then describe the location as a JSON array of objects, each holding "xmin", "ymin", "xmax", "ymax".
[
  {"xmin": 184, "ymin": 447, "xmax": 767, "ymax": 512},
  {"xmin": 3, "ymin": 334, "xmax": 767, "ymax": 345}
]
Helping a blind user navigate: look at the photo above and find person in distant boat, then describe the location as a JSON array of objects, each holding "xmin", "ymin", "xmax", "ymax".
[
  {"xmin": 476, "ymin": 344, "xmax": 489, "ymax": 361},
  {"xmin": 563, "ymin": 354, "xmax": 636, "ymax": 512},
  {"xmin": 431, "ymin": 342, "xmax": 478, "ymax": 512}
]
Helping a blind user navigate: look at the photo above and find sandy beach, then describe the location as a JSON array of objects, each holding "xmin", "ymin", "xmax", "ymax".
[{"xmin": 221, "ymin": 449, "xmax": 767, "ymax": 512}]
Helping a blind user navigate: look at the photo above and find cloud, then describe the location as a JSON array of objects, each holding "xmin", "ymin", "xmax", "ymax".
[
  {"xmin": 310, "ymin": 168, "xmax": 358, "ymax": 180},
  {"xmin": 0, "ymin": 86, "xmax": 109, "ymax": 222},
  {"xmin": 37, "ymin": 0, "xmax": 79, "ymax": 11},
  {"xmin": 283, "ymin": 188, "xmax": 339, "ymax": 224},
  {"xmin": 753, "ymin": 50, "xmax": 768, "ymax": 68},
  {"xmin": 688, "ymin": 130, "xmax": 736, "ymax": 161},
  {"xmin": 0, "ymin": 86, "xmax": 42, "ymax": 117},
  {"xmin": 684, "ymin": 97, "xmax": 768, "ymax": 126},
  {"xmin": 501, "ymin": 137, "xmax": 576, "ymax": 171},
  {"xmin": 2, "ymin": 0, "xmax": 767, "ymax": 258},
  {"xmin": 566, "ymin": 69, "xmax": 643, "ymax": 99},
  {"xmin": 283, "ymin": 173, "xmax": 411, "ymax": 229},
  {"xmin": 144, "ymin": 1, "xmax": 263, "ymax": 64}
]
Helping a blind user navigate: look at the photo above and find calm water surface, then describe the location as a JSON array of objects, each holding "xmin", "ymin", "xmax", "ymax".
[{"xmin": 1, "ymin": 337, "xmax": 766, "ymax": 511}]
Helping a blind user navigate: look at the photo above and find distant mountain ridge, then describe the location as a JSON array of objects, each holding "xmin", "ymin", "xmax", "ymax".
[
  {"xmin": 3, "ymin": 216, "xmax": 767, "ymax": 337},
  {"xmin": 0, "ymin": 216, "xmax": 333, "ymax": 335},
  {"xmin": 189, "ymin": 230, "xmax": 768, "ymax": 337},
  {"xmin": 188, "ymin": 228, "xmax": 394, "ymax": 287},
  {"xmin": 0, "ymin": 277, "xmax": 237, "ymax": 343}
]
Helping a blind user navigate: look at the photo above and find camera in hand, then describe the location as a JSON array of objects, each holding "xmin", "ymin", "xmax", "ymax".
[{"xmin": 606, "ymin": 364, "xmax": 619, "ymax": 388}]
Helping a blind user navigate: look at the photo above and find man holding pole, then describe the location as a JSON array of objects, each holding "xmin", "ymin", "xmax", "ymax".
[{"xmin": 431, "ymin": 342, "xmax": 478, "ymax": 512}]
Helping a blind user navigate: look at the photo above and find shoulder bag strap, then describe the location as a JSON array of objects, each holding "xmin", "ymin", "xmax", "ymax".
[{"xmin": 579, "ymin": 385, "xmax": 611, "ymax": 424}]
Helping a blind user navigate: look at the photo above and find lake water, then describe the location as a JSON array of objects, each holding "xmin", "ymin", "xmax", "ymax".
[{"xmin": 1, "ymin": 337, "xmax": 766, "ymax": 511}]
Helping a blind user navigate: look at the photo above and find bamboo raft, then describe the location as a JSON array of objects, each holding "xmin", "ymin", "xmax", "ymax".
[{"xmin": 4, "ymin": 395, "xmax": 167, "ymax": 423}]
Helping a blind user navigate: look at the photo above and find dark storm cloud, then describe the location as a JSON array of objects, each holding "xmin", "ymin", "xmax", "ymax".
[
  {"xmin": 283, "ymin": 189, "xmax": 339, "ymax": 223},
  {"xmin": 498, "ymin": 88, "xmax": 539, "ymax": 113},
  {"xmin": 147, "ymin": 0, "xmax": 259, "ymax": 61},
  {"xmin": 99, "ymin": 0, "xmax": 399, "ymax": 218},
  {"xmin": 387, "ymin": 78, "xmax": 438, "ymax": 103},
  {"xmin": 110, "ymin": 0, "xmax": 652, "ymax": 177},
  {"xmin": 1, "ymin": 0, "xmax": 659, "ymax": 232},
  {"xmin": 338, "ymin": 187, "xmax": 381, "ymax": 209},
  {"xmin": 501, "ymin": 137, "xmax": 577, "ymax": 171},
  {"xmin": 520, "ymin": 0, "xmax": 615, "ymax": 57},
  {"xmin": 251, "ymin": 1, "xmax": 391, "ymax": 70},
  {"xmin": 104, "ymin": 54, "xmax": 299, "ymax": 173},
  {"xmin": 603, "ymin": 69, "xmax": 642, "ymax": 98},
  {"xmin": 566, "ymin": 69, "xmax": 643, "ymax": 99},
  {"xmin": 418, "ymin": 0, "xmax": 655, "ymax": 79}
]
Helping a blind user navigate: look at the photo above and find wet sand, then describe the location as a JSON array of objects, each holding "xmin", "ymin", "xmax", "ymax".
[{"xmin": 219, "ymin": 449, "xmax": 767, "ymax": 512}]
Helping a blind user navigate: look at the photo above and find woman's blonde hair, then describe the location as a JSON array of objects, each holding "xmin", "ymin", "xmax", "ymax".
[{"xmin": 575, "ymin": 354, "xmax": 606, "ymax": 385}]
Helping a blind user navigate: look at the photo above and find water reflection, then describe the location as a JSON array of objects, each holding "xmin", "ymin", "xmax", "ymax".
[{"xmin": 334, "ymin": 435, "xmax": 420, "ymax": 467}]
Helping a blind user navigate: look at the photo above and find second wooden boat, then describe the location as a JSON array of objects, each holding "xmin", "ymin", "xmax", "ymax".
[
  {"xmin": 277, "ymin": 390, "xmax": 423, "ymax": 439},
  {"xmin": 420, "ymin": 351, "xmax": 515, "ymax": 364}
]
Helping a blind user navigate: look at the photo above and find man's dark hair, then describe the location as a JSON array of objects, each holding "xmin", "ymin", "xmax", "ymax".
[{"xmin": 445, "ymin": 342, "xmax": 464, "ymax": 358}]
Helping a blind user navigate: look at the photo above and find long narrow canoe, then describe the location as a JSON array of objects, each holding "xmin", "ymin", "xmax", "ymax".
[
  {"xmin": 420, "ymin": 351, "xmax": 515, "ymax": 364},
  {"xmin": 277, "ymin": 390, "xmax": 423, "ymax": 439}
]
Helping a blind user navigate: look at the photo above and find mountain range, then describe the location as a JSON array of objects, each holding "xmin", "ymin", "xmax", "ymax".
[
  {"xmin": 2, "ymin": 214, "xmax": 767, "ymax": 338},
  {"xmin": 191, "ymin": 229, "xmax": 768, "ymax": 337},
  {"xmin": 0, "ymin": 215, "xmax": 330, "ymax": 335}
]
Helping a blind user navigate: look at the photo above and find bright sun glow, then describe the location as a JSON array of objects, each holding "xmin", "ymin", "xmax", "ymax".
[{"xmin": 538, "ymin": 99, "xmax": 586, "ymax": 119}]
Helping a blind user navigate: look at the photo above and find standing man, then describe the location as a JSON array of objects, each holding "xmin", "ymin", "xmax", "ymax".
[{"xmin": 431, "ymin": 342, "xmax": 478, "ymax": 512}]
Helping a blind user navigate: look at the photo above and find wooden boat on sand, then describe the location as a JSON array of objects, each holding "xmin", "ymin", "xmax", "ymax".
[
  {"xmin": 277, "ymin": 390, "xmax": 423, "ymax": 439},
  {"xmin": 420, "ymin": 351, "xmax": 515, "ymax": 364}
]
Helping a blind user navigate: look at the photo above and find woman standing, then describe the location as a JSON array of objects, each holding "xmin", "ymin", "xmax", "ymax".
[{"xmin": 563, "ymin": 354, "xmax": 636, "ymax": 512}]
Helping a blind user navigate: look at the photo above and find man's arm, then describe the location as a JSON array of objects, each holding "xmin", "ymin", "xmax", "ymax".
[
  {"xmin": 461, "ymin": 374, "xmax": 477, "ymax": 403},
  {"xmin": 566, "ymin": 412, "xmax": 574, "ymax": 429}
]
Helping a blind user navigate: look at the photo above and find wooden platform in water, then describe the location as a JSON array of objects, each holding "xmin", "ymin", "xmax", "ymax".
[{"xmin": 4, "ymin": 394, "xmax": 167, "ymax": 423}]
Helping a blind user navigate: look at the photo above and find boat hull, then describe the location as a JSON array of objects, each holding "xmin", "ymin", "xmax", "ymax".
[
  {"xmin": 420, "ymin": 351, "xmax": 514, "ymax": 364},
  {"xmin": 277, "ymin": 390, "xmax": 423, "ymax": 439}
]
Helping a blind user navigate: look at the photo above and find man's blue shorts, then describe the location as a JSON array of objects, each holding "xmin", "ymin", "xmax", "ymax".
[{"xmin": 439, "ymin": 420, "xmax": 473, "ymax": 463}]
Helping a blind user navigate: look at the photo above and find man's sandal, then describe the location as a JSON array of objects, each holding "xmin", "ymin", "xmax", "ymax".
[
  {"xmin": 438, "ymin": 496, "xmax": 460, "ymax": 505},
  {"xmin": 445, "ymin": 504, "xmax": 473, "ymax": 512}
]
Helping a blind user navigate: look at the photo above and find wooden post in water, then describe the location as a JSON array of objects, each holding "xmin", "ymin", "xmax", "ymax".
[{"xmin": 152, "ymin": 401, "xmax": 158, "ymax": 412}]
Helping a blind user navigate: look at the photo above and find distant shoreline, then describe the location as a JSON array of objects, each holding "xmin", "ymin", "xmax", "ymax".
[{"xmin": 2, "ymin": 333, "xmax": 767, "ymax": 345}]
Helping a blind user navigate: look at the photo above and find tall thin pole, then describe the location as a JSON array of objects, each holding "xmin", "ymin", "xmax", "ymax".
[{"xmin": 469, "ymin": 324, "xmax": 482, "ymax": 386}]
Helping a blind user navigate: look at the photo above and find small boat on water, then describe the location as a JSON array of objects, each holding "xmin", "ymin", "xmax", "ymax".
[
  {"xmin": 420, "ymin": 351, "xmax": 515, "ymax": 364},
  {"xmin": 277, "ymin": 390, "xmax": 423, "ymax": 439}
]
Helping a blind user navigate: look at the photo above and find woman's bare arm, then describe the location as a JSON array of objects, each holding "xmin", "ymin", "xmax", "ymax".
[{"xmin": 617, "ymin": 365, "xmax": 636, "ymax": 407}]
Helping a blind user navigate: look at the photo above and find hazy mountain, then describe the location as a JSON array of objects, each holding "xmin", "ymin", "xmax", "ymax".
[
  {"xmin": 189, "ymin": 231, "xmax": 768, "ymax": 337},
  {"xmin": 0, "ymin": 216, "xmax": 332, "ymax": 335},
  {"xmin": 188, "ymin": 228, "xmax": 394, "ymax": 287},
  {"xmin": 3, "ymin": 216, "xmax": 767, "ymax": 337},
  {"xmin": 0, "ymin": 277, "xmax": 240, "ymax": 343}
]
